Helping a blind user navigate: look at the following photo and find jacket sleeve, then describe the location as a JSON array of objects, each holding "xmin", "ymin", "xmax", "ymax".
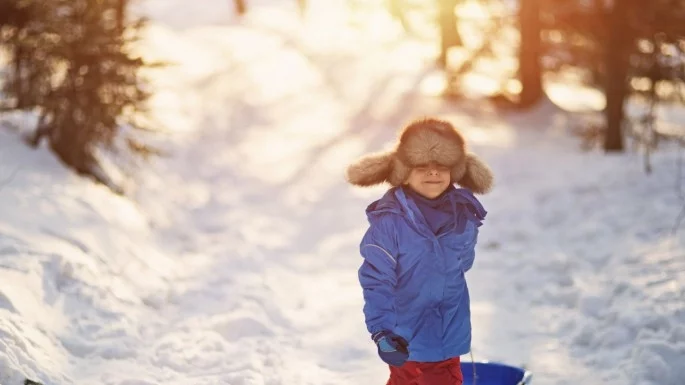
[
  {"xmin": 460, "ymin": 192, "xmax": 485, "ymax": 273},
  {"xmin": 461, "ymin": 226, "xmax": 479, "ymax": 272},
  {"xmin": 358, "ymin": 215, "xmax": 399, "ymax": 335},
  {"xmin": 462, "ymin": 242, "xmax": 476, "ymax": 272}
]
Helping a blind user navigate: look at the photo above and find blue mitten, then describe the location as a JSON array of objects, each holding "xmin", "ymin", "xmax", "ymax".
[{"xmin": 372, "ymin": 331, "xmax": 409, "ymax": 367}]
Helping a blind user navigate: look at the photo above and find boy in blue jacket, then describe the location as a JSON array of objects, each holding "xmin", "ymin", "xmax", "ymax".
[{"xmin": 345, "ymin": 117, "xmax": 493, "ymax": 385}]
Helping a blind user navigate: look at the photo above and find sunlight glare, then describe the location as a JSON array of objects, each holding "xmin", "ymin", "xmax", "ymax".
[
  {"xmin": 463, "ymin": 125, "xmax": 515, "ymax": 148},
  {"xmin": 505, "ymin": 78, "xmax": 522, "ymax": 95},
  {"xmin": 456, "ymin": 0, "xmax": 490, "ymax": 20},
  {"xmin": 440, "ymin": 114, "xmax": 516, "ymax": 148},
  {"xmin": 546, "ymin": 82, "xmax": 605, "ymax": 112},
  {"xmin": 461, "ymin": 73, "xmax": 500, "ymax": 96},
  {"xmin": 419, "ymin": 72, "xmax": 449, "ymax": 96}
]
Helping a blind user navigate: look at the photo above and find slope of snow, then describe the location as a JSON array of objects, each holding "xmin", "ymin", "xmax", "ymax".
[
  {"xmin": 0, "ymin": 129, "xmax": 181, "ymax": 385},
  {"xmin": 1, "ymin": 1, "xmax": 684, "ymax": 385}
]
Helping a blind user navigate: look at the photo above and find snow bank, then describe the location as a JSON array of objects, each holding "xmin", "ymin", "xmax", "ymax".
[
  {"xmin": 465, "ymin": 101, "xmax": 685, "ymax": 385},
  {"xmin": 0, "ymin": 128, "xmax": 179, "ymax": 385}
]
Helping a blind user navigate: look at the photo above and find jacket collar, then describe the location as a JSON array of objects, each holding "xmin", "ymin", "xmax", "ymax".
[{"xmin": 365, "ymin": 185, "xmax": 487, "ymax": 234}]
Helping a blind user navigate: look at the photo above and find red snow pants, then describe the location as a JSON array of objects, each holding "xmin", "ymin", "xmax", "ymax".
[{"xmin": 386, "ymin": 357, "xmax": 463, "ymax": 385}]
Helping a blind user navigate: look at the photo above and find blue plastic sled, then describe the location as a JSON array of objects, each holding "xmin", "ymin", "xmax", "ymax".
[{"xmin": 460, "ymin": 361, "xmax": 533, "ymax": 385}]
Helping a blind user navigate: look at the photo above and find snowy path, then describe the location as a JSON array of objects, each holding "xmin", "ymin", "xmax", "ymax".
[
  {"xmin": 131, "ymin": 4, "xmax": 685, "ymax": 384},
  {"xmin": 1, "ymin": 1, "xmax": 684, "ymax": 385}
]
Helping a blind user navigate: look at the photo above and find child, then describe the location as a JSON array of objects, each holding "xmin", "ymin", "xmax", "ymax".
[{"xmin": 345, "ymin": 117, "xmax": 493, "ymax": 385}]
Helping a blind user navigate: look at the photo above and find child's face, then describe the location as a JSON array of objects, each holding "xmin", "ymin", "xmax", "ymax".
[{"xmin": 404, "ymin": 162, "xmax": 451, "ymax": 199}]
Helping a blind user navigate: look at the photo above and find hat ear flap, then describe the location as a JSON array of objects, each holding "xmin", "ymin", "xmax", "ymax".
[
  {"xmin": 388, "ymin": 157, "xmax": 411, "ymax": 186},
  {"xmin": 346, "ymin": 151, "xmax": 395, "ymax": 186},
  {"xmin": 455, "ymin": 153, "xmax": 493, "ymax": 194}
]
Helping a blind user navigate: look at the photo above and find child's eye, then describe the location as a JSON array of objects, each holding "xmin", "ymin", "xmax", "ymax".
[{"xmin": 415, "ymin": 164, "xmax": 449, "ymax": 173}]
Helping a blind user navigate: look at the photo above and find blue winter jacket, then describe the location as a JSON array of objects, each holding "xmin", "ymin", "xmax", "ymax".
[{"xmin": 358, "ymin": 185, "xmax": 486, "ymax": 362}]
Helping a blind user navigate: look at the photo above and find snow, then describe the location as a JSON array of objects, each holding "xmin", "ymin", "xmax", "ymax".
[{"xmin": 1, "ymin": 1, "xmax": 685, "ymax": 385}]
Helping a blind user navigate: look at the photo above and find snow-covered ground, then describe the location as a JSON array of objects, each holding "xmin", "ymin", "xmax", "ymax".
[{"xmin": 1, "ymin": 1, "xmax": 684, "ymax": 385}]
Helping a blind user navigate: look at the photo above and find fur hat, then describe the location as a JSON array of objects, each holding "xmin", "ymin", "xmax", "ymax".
[{"xmin": 345, "ymin": 117, "xmax": 494, "ymax": 194}]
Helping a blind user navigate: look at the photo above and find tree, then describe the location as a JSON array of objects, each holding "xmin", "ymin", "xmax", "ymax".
[
  {"xmin": 603, "ymin": 0, "xmax": 631, "ymax": 151},
  {"xmin": 0, "ymin": 0, "xmax": 156, "ymax": 193},
  {"xmin": 235, "ymin": 0, "xmax": 247, "ymax": 15},
  {"xmin": 117, "ymin": 0, "xmax": 128, "ymax": 32},
  {"xmin": 437, "ymin": 0, "xmax": 461, "ymax": 68},
  {"xmin": 518, "ymin": 0, "xmax": 543, "ymax": 108}
]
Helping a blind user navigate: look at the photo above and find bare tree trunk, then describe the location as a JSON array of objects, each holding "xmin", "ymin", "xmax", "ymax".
[
  {"xmin": 518, "ymin": 0, "xmax": 543, "ymax": 108},
  {"xmin": 590, "ymin": 0, "xmax": 608, "ymax": 86},
  {"xmin": 117, "ymin": 0, "xmax": 127, "ymax": 33},
  {"xmin": 25, "ymin": 111, "xmax": 51, "ymax": 147},
  {"xmin": 13, "ymin": 45, "xmax": 26, "ymax": 109},
  {"xmin": 235, "ymin": 0, "xmax": 247, "ymax": 15},
  {"xmin": 0, "ymin": 2, "xmax": 15, "ymax": 26},
  {"xmin": 604, "ymin": 0, "xmax": 630, "ymax": 152},
  {"xmin": 437, "ymin": 0, "xmax": 460, "ymax": 68}
]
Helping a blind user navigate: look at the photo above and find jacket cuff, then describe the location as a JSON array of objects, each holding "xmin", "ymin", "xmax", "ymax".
[{"xmin": 371, "ymin": 330, "xmax": 390, "ymax": 343}]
